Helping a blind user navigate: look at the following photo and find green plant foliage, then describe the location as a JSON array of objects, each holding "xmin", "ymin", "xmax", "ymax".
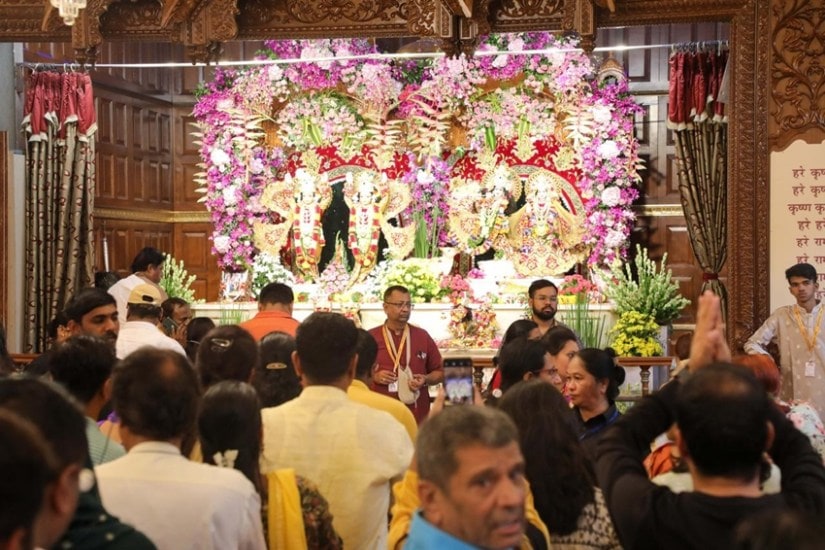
[
  {"xmin": 159, "ymin": 255, "xmax": 201, "ymax": 304},
  {"xmin": 603, "ymin": 245, "xmax": 690, "ymax": 325}
]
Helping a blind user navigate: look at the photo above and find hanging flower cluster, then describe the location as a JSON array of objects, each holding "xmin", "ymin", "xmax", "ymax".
[
  {"xmin": 401, "ymin": 155, "xmax": 453, "ymax": 258},
  {"xmin": 193, "ymin": 33, "xmax": 643, "ymax": 274}
]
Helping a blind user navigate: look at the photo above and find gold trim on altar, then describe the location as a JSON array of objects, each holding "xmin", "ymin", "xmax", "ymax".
[
  {"xmin": 95, "ymin": 207, "xmax": 210, "ymax": 223},
  {"xmin": 634, "ymin": 204, "xmax": 685, "ymax": 217}
]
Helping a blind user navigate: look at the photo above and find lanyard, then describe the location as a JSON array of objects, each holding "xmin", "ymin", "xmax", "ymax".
[
  {"xmin": 792, "ymin": 304, "xmax": 825, "ymax": 353},
  {"xmin": 382, "ymin": 324, "xmax": 410, "ymax": 373}
]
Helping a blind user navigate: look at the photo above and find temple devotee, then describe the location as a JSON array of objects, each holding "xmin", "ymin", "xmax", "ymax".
[
  {"xmin": 107, "ymin": 247, "xmax": 169, "ymax": 326},
  {"xmin": 64, "ymin": 288, "xmax": 120, "ymax": 348},
  {"xmin": 49, "ymin": 335, "xmax": 126, "ymax": 465},
  {"xmin": 406, "ymin": 405, "xmax": 530, "ymax": 550},
  {"xmin": 96, "ymin": 348, "xmax": 265, "ymax": 549},
  {"xmin": 370, "ymin": 285, "xmax": 444, "ymax": 424},
  {"xmin": 0, "ymin": 410, "xmax": 55, "ymax": 550},
  {"xmin": 348, "ymin": 328, "xmax": 418, "ymax": 441},
  {"xmin": 528, "ymin": 279, "xmax": 572, "ymax": 336},
  {"xmin": 160, "ymin": 297, "xmax": 191, "ymax": 344},
  {"xmin": 567, "ymin": 347, "xmax": 625, "ymax": 462},
  {"xmin": 240, "ymin": 282, "xmax": 300, "ymax": 340},
  {"xmin": 0, "ymin": 378, "xmax": 156, "ymax": 550},
  {"xmin": 261, "ymin": 312, "xmax": 413, "ymax": 550},
  {"xmin": 115, "ymin": 284, "xmax": 186, "ymax": 360},
  {"xmin": 597, "ymin": 291, "xmax": 825, "ymax": 549},
  {"xmin": 745, "ymin": 262, "xmax": 825, "ymax": 418}
]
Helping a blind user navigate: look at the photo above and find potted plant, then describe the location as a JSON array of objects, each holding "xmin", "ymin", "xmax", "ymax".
[
  {"xmin": 557, "ymin": 274, "xmax": 606, "ymax": 348},
  {"xmin": 608, "ymin": 311, "xmax": 663, "ymax": 357},
  {"xmin": 603, "ymin": 245, "xmax": 690, "ymax": 325}
]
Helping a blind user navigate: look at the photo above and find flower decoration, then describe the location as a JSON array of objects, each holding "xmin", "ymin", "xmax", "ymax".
[
  {"xmin": 250, "ymin": 252, "xmax": 296, "ymax": 298},
  {"xmin": 381, "ymin": 261, "xmax": 444, "ymax": 303},
  {"xmin": 603, "ymin": 244, "xmax": 690, "ymax": 325},
  {"xmin": 194, "ymin": 33, "xmax": 642, "ymax": 276},
  {"xmin": 558, "ymin": 274, "xmax": 599, "ymax": 303},
  {"xmin": 609, "ymin": 311, "xmax": 663, "ymax": 357},
  {"xmin": 402, "ymin": 155, "xmax": 452, "ymax": 258}
]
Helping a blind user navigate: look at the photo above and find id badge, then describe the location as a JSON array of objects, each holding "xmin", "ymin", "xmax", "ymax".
[
  {"xmin": 388, "ymin": 381, "xmax": 398, "ymax": 393},
  {"xmin": 805, "ymin": 360, "xmax": 817, "ymax": 378}
]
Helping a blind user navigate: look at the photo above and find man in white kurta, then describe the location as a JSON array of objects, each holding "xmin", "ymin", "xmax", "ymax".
[
  {"xmin": 96, "ymin": 347, "xmax": 265, "ymax": 550},
  {"xmin": 261, "ymin": 312, "xmax": 413, "ymax": 550},
  {"xmin": 745, "ymin": 262, "xmax": 825, "ymax": 417}
]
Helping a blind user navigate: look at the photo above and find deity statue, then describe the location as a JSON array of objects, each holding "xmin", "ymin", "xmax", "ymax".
[
  {"xmin": 448, "ymin": 163, "xmax": 522, "ymax": 256},
  {"xmin": 342, "ymin": 167, "xmax": 415, "ymax": 283},
  {"xmin": 506, "ymin": 168, "xmax": 587, "ymax": 275},
  {"xmin": 252, "ymin": 166, "xmax": 332, "ymax": 280}
]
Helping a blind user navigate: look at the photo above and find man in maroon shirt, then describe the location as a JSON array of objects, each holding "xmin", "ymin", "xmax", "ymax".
[{"xmin": 369, "ymin": 285, "xmax": 444, "ymax": 424}]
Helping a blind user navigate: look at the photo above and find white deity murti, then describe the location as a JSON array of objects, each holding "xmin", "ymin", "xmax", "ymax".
[
  {"xmin": 506, "ymin": 168, "xmax": 587, "ymax": 276},
  {"xmin": 345, "ymin": 170, "xmax": 388, "ymax": 275},
  {"xmin": 251, "ymin": 164, "xmax": 332, "ymax": 280},
  {"xmin": 448, "ymin": 163, "xmax": 521, "ymax": 255}
]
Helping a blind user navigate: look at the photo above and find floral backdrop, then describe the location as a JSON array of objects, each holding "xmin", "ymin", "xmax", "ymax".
[{"xmin": 193, "ymin": 33, "xmax": 643, "ymax": 278}]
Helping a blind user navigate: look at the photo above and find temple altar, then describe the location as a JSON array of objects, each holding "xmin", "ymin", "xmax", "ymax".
[{"xmin": 190, "ymin": 301, "xmax": 617, "ymax": 344}]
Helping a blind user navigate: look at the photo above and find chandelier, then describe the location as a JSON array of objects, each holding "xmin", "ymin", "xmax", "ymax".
[{"xmin": 50, "ymin": 0, "xmax": 87, "ymax": 26}]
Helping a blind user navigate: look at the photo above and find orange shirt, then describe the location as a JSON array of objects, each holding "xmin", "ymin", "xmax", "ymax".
[{"xmin": 240, "ymin": 310, "xmax": 299, "ymax": 340}]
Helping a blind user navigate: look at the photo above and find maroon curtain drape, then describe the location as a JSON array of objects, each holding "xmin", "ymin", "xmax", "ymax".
[
  {"xmin": 668, "ymin": 48, "xmax": 729, "ymax": 317},
  {"xmin": 22, "ymin": 70, "xmax": 97, "ymax": 351}
]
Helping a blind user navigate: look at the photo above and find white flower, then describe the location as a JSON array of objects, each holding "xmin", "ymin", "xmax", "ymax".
[
  {"xmin": 592, "ymin": 105, "xmax": 613, "ymax": 125},
  {"xmin": 301, "ymin": 44, "xmax": 334, "ymax": 70},
  {"xmin": 214, "ymin": 235, "xmax": 230, "ymax": 254},
  {"xmin": 597, "ymin": 140, "xmax": 620, "ymax": 159},
  {"xmin": 250, "ymin": 157, "xmax": 265, "ymax": 174},
  {"xmin": 601, "ymin": 186, "xmax": 622, "ymax": 207},
  {"xmin": 216, "ymin": 98, "xmax": 234, "ymax": 111},
  {"xmin": 604, "ymin": 229, "xmax": 625, "ymax": 249},
  {"xmin": 416, "ymin": 169, "xmax": 435, "ymax": 185},
  {"xmin": 267, "ymin": 64, "xmax": 283, "ymax": 82},
  {"xmin": 223, "ymin": 186, "xmax": 238, "ymax": 206},
  {"xmin": 508, "ymin": 38, "xmax": 525, "ymax": 52},
  {"xmin": 210, "ymin": 148, "xmax": 230, "ymax": 167},
  {"xmin": 492, "ymin": 54, "xmax": 509, "ymax": 68}
]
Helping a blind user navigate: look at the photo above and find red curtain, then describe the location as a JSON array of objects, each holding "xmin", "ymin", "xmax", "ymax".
[
  {"xmin": 668, "ymin": 47, "xmax": 729, "ymax": 317},
  {"xmin": 22, "ymin": 70, "xmax": 97, "ymax": 351}
]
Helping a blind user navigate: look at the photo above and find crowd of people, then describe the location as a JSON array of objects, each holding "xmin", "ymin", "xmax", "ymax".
[{"xmin": 3, "ymin": 250, "xmax": 825, "ymax": 550}]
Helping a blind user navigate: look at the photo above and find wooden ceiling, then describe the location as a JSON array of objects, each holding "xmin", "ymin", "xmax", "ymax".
[{"xmin": 4, "ymin": 0, "xmax": 618, "ymax": 64}]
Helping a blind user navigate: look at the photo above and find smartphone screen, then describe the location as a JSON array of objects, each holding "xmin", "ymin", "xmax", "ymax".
[{"xmin": 444, "ymin": 358, "xmax": 474, "ymax": 405}]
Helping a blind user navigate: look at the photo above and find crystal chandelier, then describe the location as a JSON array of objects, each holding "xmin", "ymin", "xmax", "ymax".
[{"xmin": 50, "ymin": 0, "xmax": 87, "ymax": 26}]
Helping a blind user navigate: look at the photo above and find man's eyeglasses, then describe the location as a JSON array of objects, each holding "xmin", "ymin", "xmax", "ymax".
[{"xmin": 384, "ymin": 301, "xmax": 414, "ymax": 309}]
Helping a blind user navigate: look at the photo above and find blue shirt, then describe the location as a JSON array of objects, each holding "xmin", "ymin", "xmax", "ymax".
[{"xmin": 406, "ymin": 510, "xmax": 479, "ymax": 550}]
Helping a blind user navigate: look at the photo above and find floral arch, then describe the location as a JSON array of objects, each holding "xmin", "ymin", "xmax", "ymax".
[{"xmin": 193, "ymin": 33, "xmax": 643, "ymax": 282}]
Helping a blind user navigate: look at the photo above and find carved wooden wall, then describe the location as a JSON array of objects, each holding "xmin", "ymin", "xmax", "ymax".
[{"xmin": 768, "ymin": 0, "xmax": 825, "ymax": 150}]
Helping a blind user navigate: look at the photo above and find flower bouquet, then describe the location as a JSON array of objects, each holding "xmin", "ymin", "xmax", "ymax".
[
  {"xmin": 609, "ymin": 311, "xmax": 663, "ymax": 357},
  {"xmin": 382, "ymin": 261, "xmax": 445, "ymax": 303},
  {"xmin": 603, "ymin": 245, "xmax": 690, "ymax": 325},
  {"xmin": 557, "ymin": 274, "xmax": 605, "ymax": 348},
  {"xmin": 250, "ymin": 252, "xmax": 296, "ymax": 299}
]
